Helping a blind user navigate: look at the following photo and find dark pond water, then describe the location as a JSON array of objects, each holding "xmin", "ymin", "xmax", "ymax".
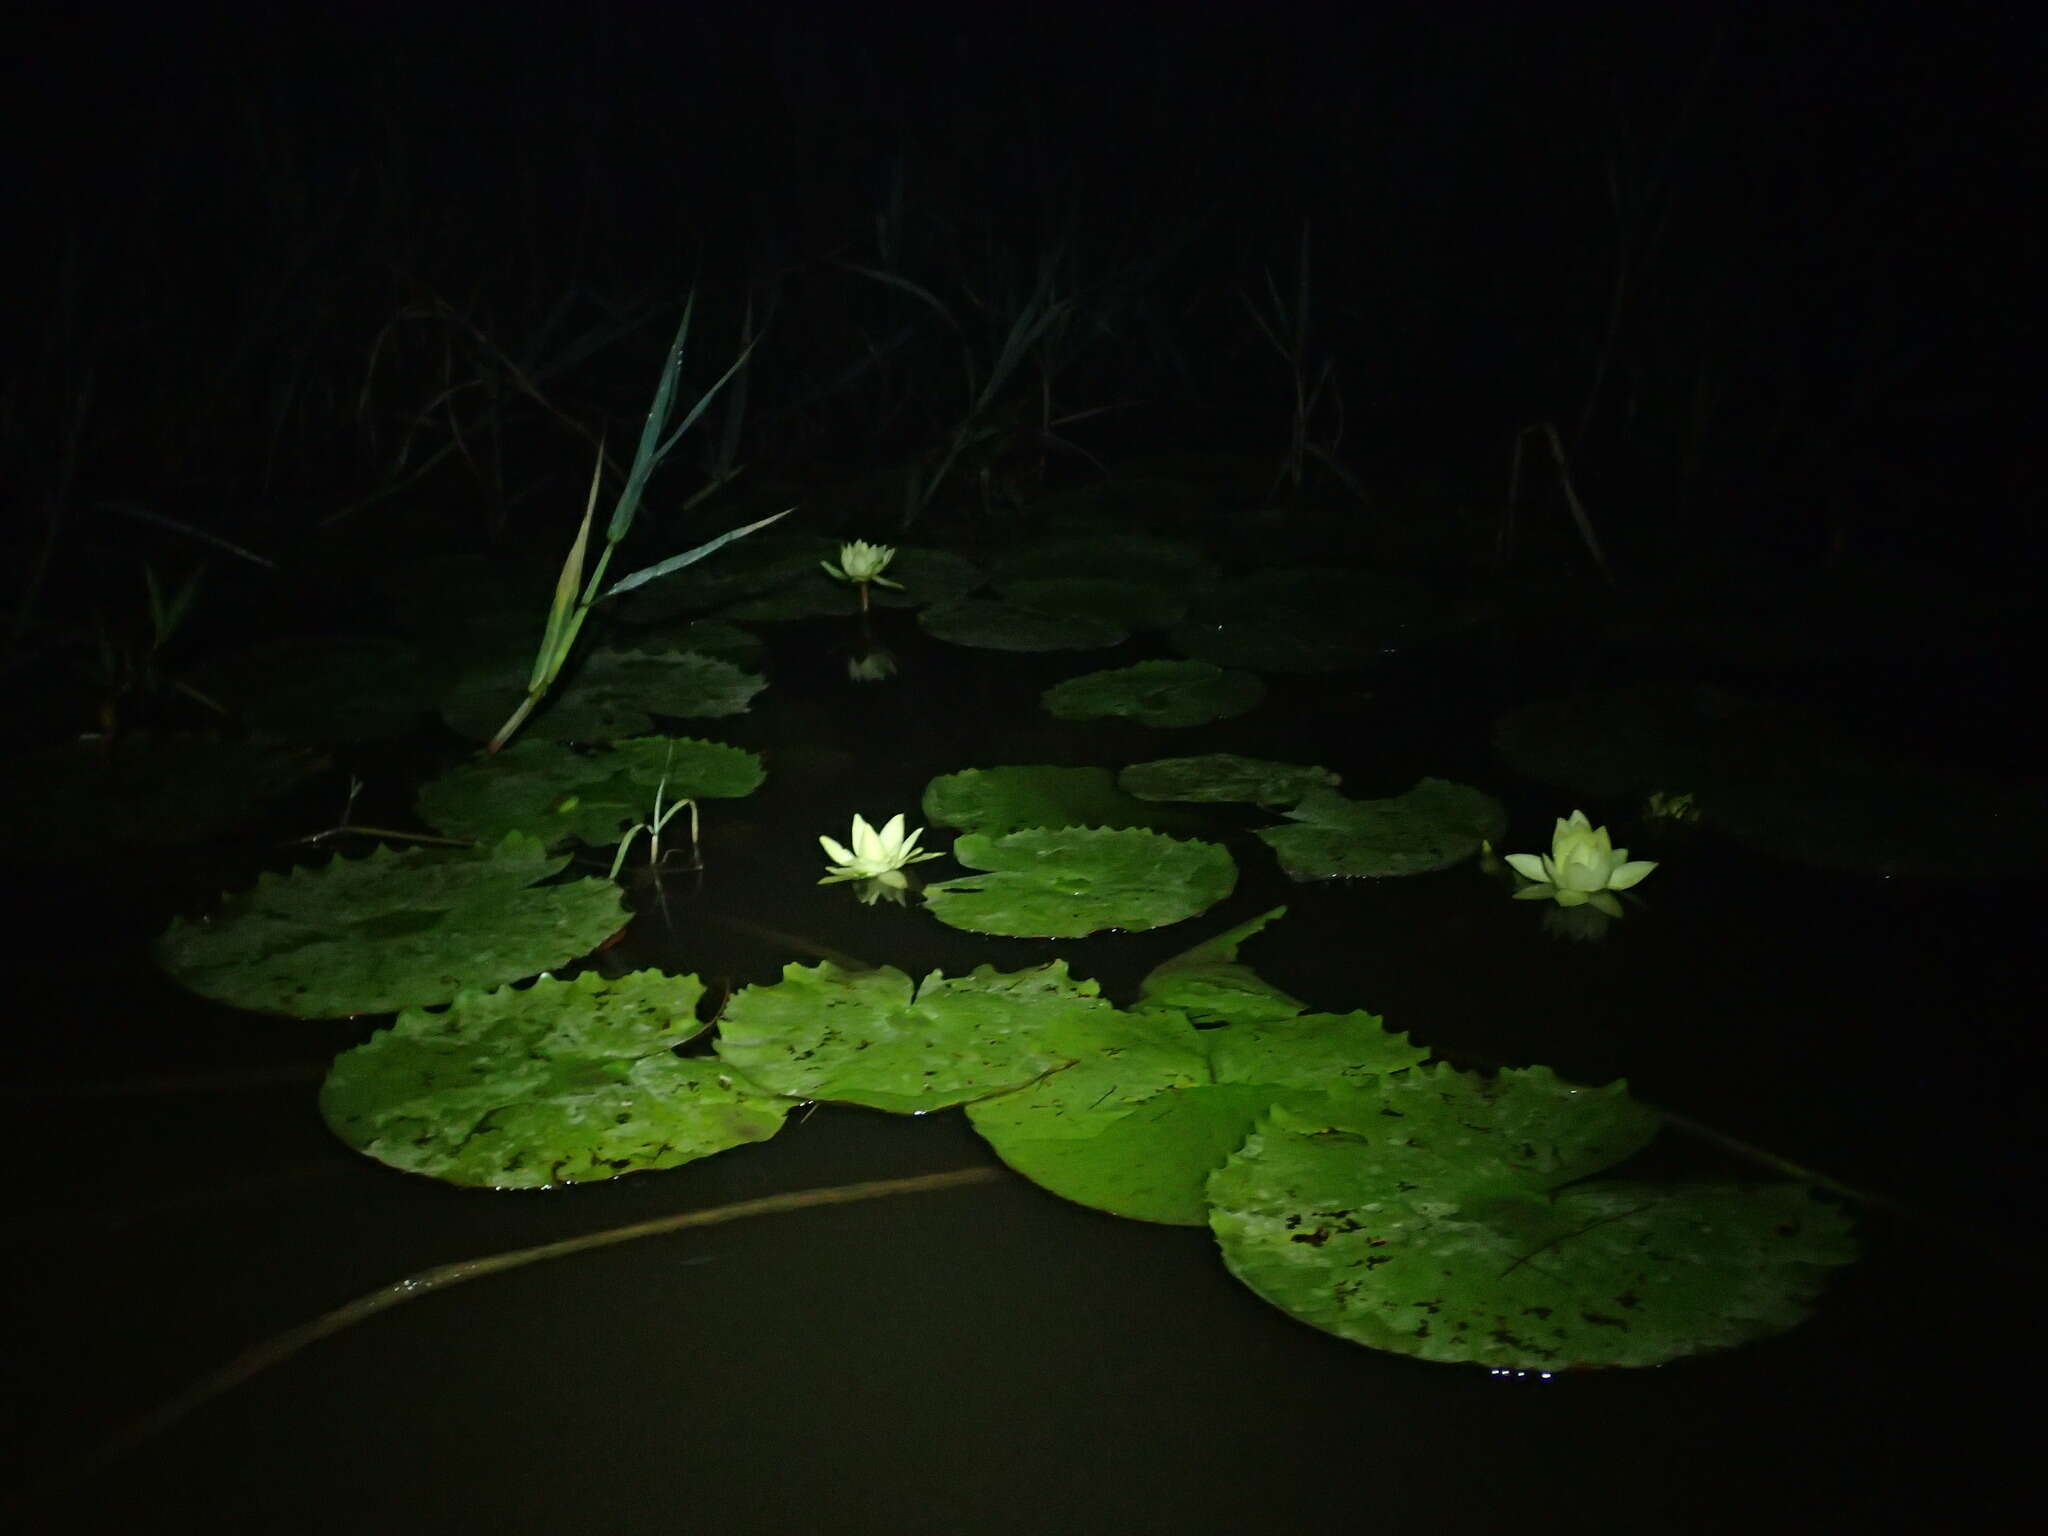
[{"xmin": 3, "ymin": 603, "xmax": 2035, "ymax": 1533}]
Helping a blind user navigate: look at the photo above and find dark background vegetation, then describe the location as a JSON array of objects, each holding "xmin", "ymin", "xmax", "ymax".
[{"xmin": 3, "ymin": 0, "xmax": 2040, "ymax": 686}]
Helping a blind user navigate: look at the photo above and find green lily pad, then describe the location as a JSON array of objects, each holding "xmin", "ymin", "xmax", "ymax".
[
  {"xmin": 1209, "ymin": 1065, "xmax": 1859, "ymax": 1369},
  {"xmin": 609, "ymin": 532, "xmax": 838, "ymax": 620},
  {"xmin": 1133, "ymin": 905, "xmax": 1305, "ymax": 1024},
  {"xmin": 609, "ymin": 735, "xmax": 765, "ymax": 798},
  {"xmin": 320, "ymin": 969, "xmax": 791, "ymax": 1189},
  {"xmin": 1119, "ymin": 754, "xmax": 1340, "ymax": 807},
  {"xmin": 1495, "ymin": 683, "xmax": 2048, "ymax": 878},
  {"xmin": 923, "ymin": 826, "xmax": 1236, "ymax": 938},
  {"xmin": 417, "ymin": 736, "xmax": 764, "ymax": 847},
  {"xmin": 440, "ymin": 649, "xmax": 768, "ymax": 742},
  {"xmin": 1257, "ymin": 779, "xmax": 1508, "ymax": 880},
  {"xmin": 193, "ymin": 634, "xmax": 433, "ymax": 742},
  {"xmin": 970, "ymin": 1005, "xmax": 1425, "ymax": 1225},
  {"xmin": 999, "ymin": 577, "xmax": 1186, "ymax": 632},
  {"xmin": 918, "ymin": 598, "xmax": 1128, "ymax": 652},
  {"xmin": 712, "ymin": 961, "xmax": 1114, "ymax": 1112},
  {"xmin": 865, "ymin": 547, "xmax": 986, "ymax": 609},
  {"xmin": 963, "ymin": 905, "xmax": 1417, "ymax": 1224},
  {"xmin": 614, "ymin": 619, "xmax": 766, "ymax": 671},
  {"xmin": 1, "ymin": 733, "xmax": 324, "ymax": 857},
  {"xmin": 992, "ymin": 531, "xmax": 1214, "ymax": 590},
  {"xmin": 417, "ymin": 740, "xmax": 639, "ymax": 847},
  {"xmin": 921, "ymin": 765, "xmax": 1205, "ymax": 838},
  {"xmin": 1043, "ymin": 660, "xmax": 1264, "ymax": 728},
  {"xmin": 718, "ymin": 574, "xmax": 862, "ymax": 621},
  {"xmin": 155, "ymin": 832, "xmax": 628, "ymax": 1018}
]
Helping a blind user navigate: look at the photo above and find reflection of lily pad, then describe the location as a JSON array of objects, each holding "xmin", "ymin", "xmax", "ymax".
[
  {"xmin": 1257, "ymin": 779, "xmax": 1507, "ymax": 879},
  {"xmin": 713, "ymin": 961, "xmax": 1113, "ymax": 1112},
  {"xmin": 1043, "ymin": 660, "xmax": 1264, "ymax": 728},
  {"xmin": 1209, "ymin": 1065, "xmax": 1858, "ymax": 1369},
  {"xmin": 155, "ymin": 833, "xmax": 627, "ymax": 1018},
  {"xmin": 418, "ymin": 736, "xmax": 764, "ymax": 847},
  {"xmin": 321, "ymin": 970, "xmax": 790, "ymax": 1189},
  {"xmin": 919, "ymin": 598, "xmax": 1128, "ymax": 652},
  {"xmin": 922, "ymin": 765, "xmax": 1203, "ymax": 837},
  {"xmin": 923, "ymin": 826, "xmax": 1235, "ymax": 938},
  {"xmin": 440, "ymin": 649, "xmax": 767, "ymax": 742},
  {"xmin": 1120, "ymin": 754, "xmax": 1339, "ymax": 807}
]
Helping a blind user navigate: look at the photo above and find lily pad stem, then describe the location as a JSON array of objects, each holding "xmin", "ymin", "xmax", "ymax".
[{"xmin": 11, "ymin": 1166, "xmax": 1002, "ymax": 1512}]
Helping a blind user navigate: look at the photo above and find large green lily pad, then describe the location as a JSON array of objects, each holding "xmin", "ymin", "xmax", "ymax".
[
  {"xmin": 440, "ymin": 649, "xmax": 767, "ymax": 742},
  {"xmin": 155, "ymin": 833, "xmax": 628, "ymax": 1018},
  {"xmin": 970, "ymin": 1005, "xmax": 1425, "ymax": 1226},
  {"xmin": 1209, "ymin": 1064, "xmax": 1858, "ymax": 1369},
  {"xmin": 964, "ymin": 906, "xmax": 1420, "ymax": 1225},
  {"xmin": 867, "ymin": 547, "xmax": 986, "ymax": 609},
  {"xmin": 608, "ymin": 532, "xmax": 837, "ymax": 620},
  {"xmin": 418, "ymin": 736, "xmax": 765, "ymax": 847},
  {"xmin": 992, "ymin": 531, "xmax": 1214, "ymax": 590},
  {"xmin": 320, "ymin": 969, "xmax": 791, "ymax": 1188},
  {"xmin": 1132, "ymin": 905, "xmax": 1307, "ymax": 1025},
  {"xmin": 999, "ymin": 577, "xmax": 1187, "ymax": 632},
  {"xmin": 1257, "ymin": 779, "xmax": 1508, "ymax": 879},
  {"xmin": 921, "ymin": 765, "xmax": 1204, "ymax": 837},
  {"xmin": 922, "ymin": 826, "xmax": 1236, "ymax": 938},
  {"xmin": 612, "ymin": 619, "xmax": 766, "ymax": 672},
  {"xmin": 718, "ymin": 575, "xmax": 862, "ymax": 621},
  {"xmin": 1119, "ymin": 754, "xmax": 1340, "ymax": 807},
  {"xmin": 712, "ymin": 961, "xmax": 1114, "ymax": 1112},
  {"xmin": 918, "ymin": 598, "xmax": 1128, "ymax": 652},
  {"xmin": 1043, "ymin": 659, "xmax": 1264, "ymax": 728}
]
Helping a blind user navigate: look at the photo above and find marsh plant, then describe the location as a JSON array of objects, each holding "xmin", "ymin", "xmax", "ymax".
[{"xmin": 488, "ymin": 298, "xmax": 790, "ymax": 752}]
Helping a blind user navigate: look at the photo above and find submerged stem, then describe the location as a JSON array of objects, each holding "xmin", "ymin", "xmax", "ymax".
[{"xmin": 14, "ymin": 1166, "xmax": 1002, "ymax": 1508}]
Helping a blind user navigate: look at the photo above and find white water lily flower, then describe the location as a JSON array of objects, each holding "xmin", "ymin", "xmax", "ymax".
[
  {"xmin": 818, "ymin": 812, "xmax": 943, "ymax": 889},
  {"xmin": 1504, "ymin": 810, "xmax": 1657, "ymax": 918},
  {"xmin": 821, "ymin": 539, "xmax": 904, "ymax": 589}
]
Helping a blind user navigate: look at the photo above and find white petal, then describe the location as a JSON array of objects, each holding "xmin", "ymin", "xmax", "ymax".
[
  {"xmin": 1606, "ymin": 859, "xmax": 1658, "ymax": 890},
  {"xmin": 850, "ymin": 815, "xmax": 883, "ymax": 859}
]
